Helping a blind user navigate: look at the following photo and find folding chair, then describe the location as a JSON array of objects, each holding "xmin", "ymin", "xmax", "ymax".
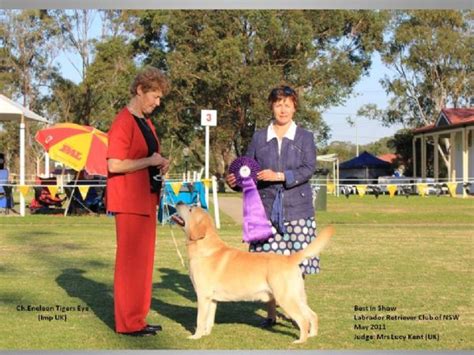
[{"xmin": 158, "ymin": 181, "xmax": 208, "ymax": 224}]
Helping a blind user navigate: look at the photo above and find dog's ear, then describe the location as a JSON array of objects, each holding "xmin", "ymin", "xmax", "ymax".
[{"xmin": 188, "ymin": 215, "xmax": 207, "ymax": 241}]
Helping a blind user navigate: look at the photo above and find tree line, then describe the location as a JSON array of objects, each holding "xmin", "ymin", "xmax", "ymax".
[{"xmin": 0, "ymin": 9, "xmax": 471, "ymax": 177}]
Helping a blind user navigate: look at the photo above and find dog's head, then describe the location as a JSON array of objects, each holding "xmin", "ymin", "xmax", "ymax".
[{"xmin": 172, "ymin": 203, "xmax": 214, "ymax": 242}]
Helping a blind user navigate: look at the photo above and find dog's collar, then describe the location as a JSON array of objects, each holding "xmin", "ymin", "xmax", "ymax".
[{"xmin": 186, "ymin": 236, "xmax": 206, "ymax": 245}]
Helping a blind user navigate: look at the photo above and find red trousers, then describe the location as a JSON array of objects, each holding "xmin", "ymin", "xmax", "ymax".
[{"xmin": 114, "ymin": 194, "xmax": 158, "ymax": 333}]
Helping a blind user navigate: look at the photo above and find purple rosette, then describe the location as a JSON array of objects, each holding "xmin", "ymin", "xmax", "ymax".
[
  {"xmin": 228, "ymin": 156, "xmax": 272, "ymax": 243},
  {"xmin": 228, "ymin": 156, "xmax": 260, "ymax": 188}
]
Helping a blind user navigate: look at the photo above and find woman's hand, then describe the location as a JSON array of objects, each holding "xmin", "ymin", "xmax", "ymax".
[
  {"xmin": 226, "ymin": 173, "xmax": 238, "ymax": 188},
  {"xmin": 160, "ymin": 158, "xmax": 170, "ymax": 174},
  {"xmin": 108, "ymin": 153, "xmax": 169, "ymax": 174},
  {"xmin": 148, "ymin": 152, "xmax": 170, "ymax": 174},
  {"xmin": 148, "ymin": 152, "xmax": 164, "ymax": 166},
  {"xmin": 257, "ymin": 169, "xmax": 284, "ymax": 182}
]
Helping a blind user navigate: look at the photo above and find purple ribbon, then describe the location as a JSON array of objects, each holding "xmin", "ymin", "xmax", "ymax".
[{"xmin": 241, "ymin": 177, "xmax": 273, "ymax": 243}]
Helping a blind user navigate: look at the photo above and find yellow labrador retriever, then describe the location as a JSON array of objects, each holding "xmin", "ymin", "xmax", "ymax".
[{"xmin": 172, "ymin": 204, "xmax": 334, "ymax": 344}]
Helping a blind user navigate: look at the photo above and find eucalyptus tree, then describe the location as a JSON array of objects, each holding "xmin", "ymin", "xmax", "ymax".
[
  {"xmin": 359, "ymin": 10, "xmax": 472, "ymax": 127},
  {"xmin": 133, "ymin": 10, "xmax": 389, "ymax": 175},
  {"xmin": 357, "ymin": 10, "xmax": 473, "ymax": 173},
  {"xmin": 84, "ymin": 36, "xmax": 137, "ymax": 132},
  {"xmin": 0, "ymin": 9, "xmax": 60, "ymax": 174},
  {"xmin": 49, "ymin": 9, "xmax": 99, "ymax": 125}
]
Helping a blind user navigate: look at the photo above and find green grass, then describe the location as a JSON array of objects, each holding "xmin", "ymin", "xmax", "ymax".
[{"xmin": 0, "ymin": 195, "xmax": 472, "ymax": 349}]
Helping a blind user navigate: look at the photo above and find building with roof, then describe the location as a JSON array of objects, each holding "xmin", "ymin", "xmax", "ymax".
[
  {"xmin": 378, "ymin": 153, "xmax": 398, "ymax": 164},
  {"xmin": 413, "ymin": 108, "xmax": 474, "ymax": 196}
]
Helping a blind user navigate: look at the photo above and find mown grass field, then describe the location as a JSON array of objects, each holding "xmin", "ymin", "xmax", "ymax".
[{"xmin": 0, "ymin": 195, "xmax": 472, "ymax": 350}]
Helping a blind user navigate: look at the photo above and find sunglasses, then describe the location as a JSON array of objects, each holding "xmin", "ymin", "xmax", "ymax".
[{"xmin": 270, "ymin": 86, "xmax": 296, "ymax": 97}]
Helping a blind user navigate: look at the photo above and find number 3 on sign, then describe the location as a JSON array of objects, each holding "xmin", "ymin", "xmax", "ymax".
[{"xmin": 201, "ymin": 110, "xmax": 217, "ymax": 126}]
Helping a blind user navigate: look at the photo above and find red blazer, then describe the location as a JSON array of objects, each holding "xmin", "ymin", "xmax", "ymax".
[{"xmin": 106, "ymin": 108, "xmax": 161, "ymax": 215}]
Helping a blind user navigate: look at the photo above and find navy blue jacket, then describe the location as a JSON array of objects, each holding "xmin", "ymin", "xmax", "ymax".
[{"xmin": 245, "ymin": 125, "xmax": 316, "ymax": 222}]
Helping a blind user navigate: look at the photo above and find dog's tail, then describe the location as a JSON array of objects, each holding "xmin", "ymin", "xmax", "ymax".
[{"xmin": 289, "ymin": 225, "xmax": 334, "ymax": 265}]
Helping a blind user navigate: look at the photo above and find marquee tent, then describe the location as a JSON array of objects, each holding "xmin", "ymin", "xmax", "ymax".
[
  {"xmin": 339, "ymin": 151, "xmax": 392, "ymax": 184},
  {"xmin": 0, "ymin": 94, "xmax": 50, "ymax": 216}
]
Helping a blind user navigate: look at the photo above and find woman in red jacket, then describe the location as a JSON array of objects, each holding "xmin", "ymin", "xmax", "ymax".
[{"xmin": 107, "ymin": 67, "xmax": 170, "ymax": 337}]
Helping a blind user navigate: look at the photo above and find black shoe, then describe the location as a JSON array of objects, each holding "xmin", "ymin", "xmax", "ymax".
[
  {"xmin": 119, "ymin": 327, "xmax": 157, "ymax": 337},
  {"xmin": 259, "ymin": 318, "xmax": 276, "ymax": 328},
  {"xmin": 145, "ymin": 324, "xmax": 163, "ymax": 332}
]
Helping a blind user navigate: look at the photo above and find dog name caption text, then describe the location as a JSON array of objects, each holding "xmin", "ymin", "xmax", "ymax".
[
  {"xmin": 16, "ymin": 304, "xmax": 90, "ymax": 322},
  {"xmin": 352, "ymin": 305, "xmax": 460, "ymax": 343}
]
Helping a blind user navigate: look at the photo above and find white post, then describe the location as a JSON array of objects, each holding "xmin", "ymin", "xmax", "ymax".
[
  {"xmin": 19, "ymin": 118, "xmax": 26, "ymax": 216},
  {"xmin": 212, "ymin": 175, "xmax": 220, "ymax": 229},
  {"xmin": 421, "ymin": 135, "xmax": 427, "ymax": 180},
  {"xmin": 433, "ymin": 134, "xmax": 439, "ymax": 182},
  {"xmin": 412, "ymin": 137, "xmax": 417, "ymax": 179},
  {"xmin": 462, "ymin": 128, "xmax": 468, "ymax": 198},
  {"xmin": 205, "ymin": 125, "xmax": 210, "ymax": 207},
  {"xmin": 355, "ymin": 117, "xmax": 359, "ymax": 157},
  {"xmin": 450, "ymin": 132, "xmax": 456, "ymax": 183},
  {"xmin": 201, "ymin": 109, "xmax": 217, "ymax": 208},
  {"xmin": 332, "ymin": 160, "xmax": 336, "ymax": 196}
]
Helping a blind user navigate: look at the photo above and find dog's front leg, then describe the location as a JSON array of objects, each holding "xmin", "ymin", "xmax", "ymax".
[
  {"xmin": 188, "ymin": 297, "xmax": 211, "ymax": 339},
  {"xmin": 204, "ymin": 300, "xmax": 217, "ymax": 335}
]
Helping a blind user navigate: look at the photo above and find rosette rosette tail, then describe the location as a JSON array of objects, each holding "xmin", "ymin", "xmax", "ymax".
[{"xmin": 228, "ymin": 157, "xmax": 273, "ymax": 243}]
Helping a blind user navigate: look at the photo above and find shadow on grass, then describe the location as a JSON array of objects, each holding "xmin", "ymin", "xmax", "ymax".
[
  {"xmin": 153, "ymin": 267, "xmax": 296, "ymax": 338},
  {"xmin": 0, "ymin": 291, "xmax": 34, "ymax": 305},
  {"xmin": 151, "ymin": 267, "xmax": 196, "ymax": 333},
  {"xmin": 56, "ymin": 268, "xmax": 114, "ymax": 331},
  {"xmin": 9, "ymin": 230, "xmax": 60, "ymax": 238},
  {"xmin": 0, "ymin": 264, "xmax": 13, "ymax": 273},
  {"xmin": 155, "ymin": 267, "xmax": 196, "ymax": 301}
]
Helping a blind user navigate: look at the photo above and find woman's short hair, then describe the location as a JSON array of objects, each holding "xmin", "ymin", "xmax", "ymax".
[
  {"xmin": 130, "ymin": 67, "xmax": 170, "ymax": 96},
  {"xmin": 268, "ymin": 86, "xmax": 298, "ymax": 110}
]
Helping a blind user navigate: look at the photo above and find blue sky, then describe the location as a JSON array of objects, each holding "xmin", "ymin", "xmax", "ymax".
[
  {"xmin": 54, "ymin": 13, "xmax": 403, "ymax": 146},
  {"xmin": 322, "ymin": 52, "xmax": 404, "ymax": 145}
]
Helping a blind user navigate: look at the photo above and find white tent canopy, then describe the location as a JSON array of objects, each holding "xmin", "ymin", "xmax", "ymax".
[
  {"xmin": 0, "ymin": 95, "xmax": 49, "ymax": 123},
  {"xmin": 317, "ymin": 153, "xmax": 340, "ymax": 196},
  {"xmin": 0, "ymin": 94, "xmax": 50, "ymax": 216}
]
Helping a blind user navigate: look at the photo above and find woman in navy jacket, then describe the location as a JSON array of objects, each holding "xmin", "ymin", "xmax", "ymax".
[{"xmin": 227, "ymin": 86, "xmax": 319, "ymax": 328}]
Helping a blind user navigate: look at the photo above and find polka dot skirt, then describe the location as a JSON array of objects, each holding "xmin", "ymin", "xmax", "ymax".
[{"xmin": 249, "ymin": 217, "xmax": 320, "ymax": 275}]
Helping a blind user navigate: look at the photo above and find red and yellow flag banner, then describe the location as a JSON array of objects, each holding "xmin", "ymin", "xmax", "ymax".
[
  {"xmin": 170, "ymin": 182, "xmax": 183, "ymax": 196},
  {"xmin": 387, "ymin": 184, "xmax": 397, "ymax": 198}
]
